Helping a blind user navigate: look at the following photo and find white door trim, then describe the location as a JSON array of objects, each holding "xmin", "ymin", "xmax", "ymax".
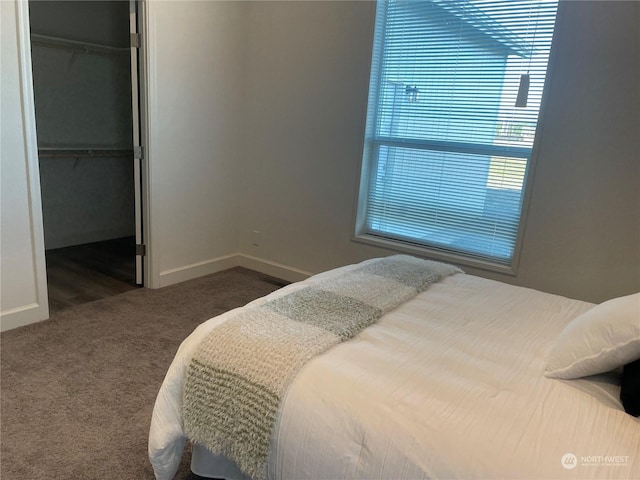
[{"xmin": 13, "ymin": 0, "xmax": 49, "ymax": 325}]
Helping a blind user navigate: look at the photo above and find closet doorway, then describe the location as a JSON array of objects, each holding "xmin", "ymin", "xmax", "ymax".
[{"xmin": 29, "ymin": 1, "xmax": 145, "ymax": 315}]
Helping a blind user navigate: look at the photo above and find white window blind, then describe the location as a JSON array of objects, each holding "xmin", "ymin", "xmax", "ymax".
[{"xmin": 357, "ymin": 0, "xmax": 559, "ymax": 268}]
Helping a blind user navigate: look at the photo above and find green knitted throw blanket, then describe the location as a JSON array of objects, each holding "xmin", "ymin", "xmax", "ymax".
[{"xmin": 183, "ymin": 255, "xmax": 461, "ymax": 479}]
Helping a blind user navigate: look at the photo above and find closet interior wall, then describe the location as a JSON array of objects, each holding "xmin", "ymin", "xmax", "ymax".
[{"xmin": 29, "ymin": 0, "xmax": 134, "ymax": 250}]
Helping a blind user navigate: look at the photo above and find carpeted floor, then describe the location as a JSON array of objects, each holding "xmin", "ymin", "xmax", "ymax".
[{"xmin": 0, "ymin": 267, "xmax": 287, "ymax": 480}]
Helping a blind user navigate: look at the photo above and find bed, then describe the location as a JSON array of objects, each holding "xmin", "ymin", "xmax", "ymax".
[{"xmin": 149, "ymin": 255, "xmax": 640, "ymax": 480}]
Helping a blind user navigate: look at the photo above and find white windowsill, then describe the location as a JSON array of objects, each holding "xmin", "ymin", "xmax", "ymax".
[{"xmin": 352, "ymin": 233, "xmax": 518, "ymax": 276}]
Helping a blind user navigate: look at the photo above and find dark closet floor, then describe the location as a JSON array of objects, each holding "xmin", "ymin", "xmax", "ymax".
[{"xmin": 46, "ymin": 236, "xmax": 139, "ymax": 315}]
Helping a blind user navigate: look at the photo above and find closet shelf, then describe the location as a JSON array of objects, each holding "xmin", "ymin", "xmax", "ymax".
[
  {"xmin": 30, "ymin": 33, "xmax": 129, "ymax": 56},
  {"xmin": 38, "ymin": 148, "xmax": 133, "ymax": 159}
]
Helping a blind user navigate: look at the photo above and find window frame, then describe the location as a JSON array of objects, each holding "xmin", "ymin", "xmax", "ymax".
[{"xmin": 353, "ymin": 0, "xmax": 563, "ymax": 275}]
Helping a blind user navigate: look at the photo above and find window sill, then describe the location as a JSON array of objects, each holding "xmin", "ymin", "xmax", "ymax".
[{"xmin": 352, "ymin": 233, "xmax": 518, "ymax": 276}]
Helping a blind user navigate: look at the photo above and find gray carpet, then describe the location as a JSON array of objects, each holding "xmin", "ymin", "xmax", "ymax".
[{"xmin": 1, "ymin": 267, "xmax": 287, "ymax": 480}]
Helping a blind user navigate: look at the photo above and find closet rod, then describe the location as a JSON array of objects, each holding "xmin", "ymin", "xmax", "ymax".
[
  {"xmin": 30, "ymin": 34, "xmax": 129, "ymax": 56},
  {"xmin": 38, "ymin": 148, "xmax": 133, "ymax": 159}
]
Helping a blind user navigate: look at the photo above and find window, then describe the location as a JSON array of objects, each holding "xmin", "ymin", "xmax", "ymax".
[{"xmin": 356, "ymin": 0, "xmax": 559, "ymax": 271}]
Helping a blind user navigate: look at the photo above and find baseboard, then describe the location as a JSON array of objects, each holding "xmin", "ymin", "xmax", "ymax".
[
  {"xmin": 157, "ymin": 253, "xmax": 313, "ymax": 288},
  {"xmin": 157, "ymin": 253, "xmax": 240, "ymax": 288},
  {"xmin": 2, "ymin": 256, "xmax": 311, "ymax": 329},
  {"xmin": 236, "ymin": 254, "xmax": 312, "ymax": 283},
  {"xmin": 0, "ymin": 303, "xmax": 47, "ymax": 332}
]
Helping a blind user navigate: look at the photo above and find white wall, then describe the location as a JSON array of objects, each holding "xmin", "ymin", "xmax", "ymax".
[
  {"xmin": 1, "ymin": 0, "xmax": 49, "ymax": 330},
  {"xmin": 239, "ymin": 1, "xmax": 382, "ymax": 272},
  {"xmin": 237, "ymin": 0, "xmax": 640, "ymax": 303},
  {"xmin": 144, "ymin": 0, "xmax": 247, "ymax": 287}
]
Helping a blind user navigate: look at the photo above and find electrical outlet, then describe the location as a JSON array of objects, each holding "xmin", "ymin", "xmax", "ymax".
[{"xmin": 251, "ymin": 230, "xmax": 261, "ymax": 247}]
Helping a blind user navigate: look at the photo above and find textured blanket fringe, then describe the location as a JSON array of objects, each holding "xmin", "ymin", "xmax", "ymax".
[{"xmin": 183, "ymin": 255, "xmax": 461, "ymax": 479}]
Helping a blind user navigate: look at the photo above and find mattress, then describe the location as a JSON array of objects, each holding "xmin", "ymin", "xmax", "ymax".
[{"xmin": 149, "ymin": 263, "xmax": 640, "ymax": 479}]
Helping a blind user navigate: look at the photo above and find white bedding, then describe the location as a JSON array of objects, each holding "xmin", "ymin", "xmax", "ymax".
[{"xmin": 149, "ymin": 263, "xmax": 640, "ymax": 480}]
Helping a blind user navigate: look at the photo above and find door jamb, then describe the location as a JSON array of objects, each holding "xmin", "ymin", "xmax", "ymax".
[{"xmin": 13, "ymin": 0, "xmax": 50, "ymax": 323}]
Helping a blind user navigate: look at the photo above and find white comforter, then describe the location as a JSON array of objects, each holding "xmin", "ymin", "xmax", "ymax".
[{"xmin": 149, "ymin": 264, "xmax": 640, "ymax": 480}]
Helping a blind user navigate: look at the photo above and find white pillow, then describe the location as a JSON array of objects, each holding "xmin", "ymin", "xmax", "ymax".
[{"xmin": 545, "ymin": 292, "xmax": 640, "ymax": 379}]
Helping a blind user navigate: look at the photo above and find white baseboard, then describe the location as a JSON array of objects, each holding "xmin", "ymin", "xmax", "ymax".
[
  {"xmin": 157, "ymin": 253, "xmax": 313, "ymax": 288},
  {"xmin": 236, "ymin": 254, "xmax": 312, "ymax": 283},
  {"xmin": 157, "ymin": 253, "xmax": 240, "ymax": 288},
  {"xmin": 1, "ymin": 255, "xmax": 311, "ymax": 331},
  {"xmin": 0, "ymin": 303, "xmax": 47, "ymax": 332}
]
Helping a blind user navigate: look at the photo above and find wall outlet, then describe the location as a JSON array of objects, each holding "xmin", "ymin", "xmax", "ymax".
[{"xmin": 251, "ymin": 230, "xmax": 261, "ymax": 247}]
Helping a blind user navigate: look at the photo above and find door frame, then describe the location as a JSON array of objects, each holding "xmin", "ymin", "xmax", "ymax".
[
  {"xmin": 130, "ymin": 0, "xmax": 147, "ymax": 285},
  {"xmin": 8, "ymin": 0, "xmax": 50, "ymax": 328},
  {"xmin": 16, "ymin": 0, "xmax": 152, "ymax": 322}
]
